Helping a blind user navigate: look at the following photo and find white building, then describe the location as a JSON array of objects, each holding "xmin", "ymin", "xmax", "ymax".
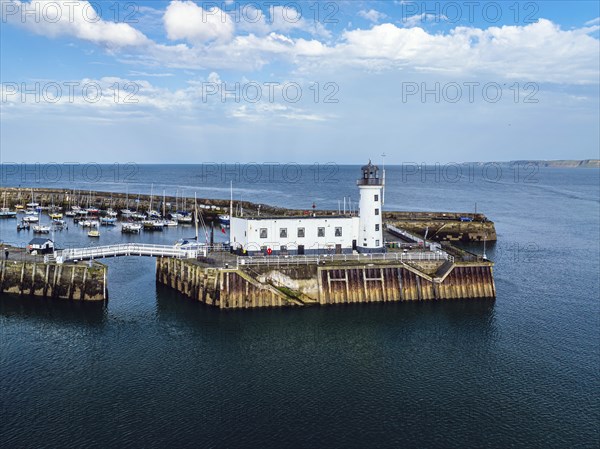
[{"xmin": 230, "ymin": 162, "xmax": 384, "ymax": 255}]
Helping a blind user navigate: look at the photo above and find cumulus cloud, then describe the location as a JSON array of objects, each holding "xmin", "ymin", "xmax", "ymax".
[
  {"xmin": 143, "ymin": 18, "xmax": 599, "ymax": 84},
  {"xmin": 3, "ymin": 1, "xmax": 599, "ymax": 85},
  {"xmin": 236, "ymin": 4, "xmax": 331, "ymax": 38},
  {"xmin": 402, "ymin": 13, "xmax": 448, "ymax": 28},
  {"xmin": 163, "ymin": 0, "xmax": 234, "ymax": 44},
  {"xmin": 358, "ymin": 9, "xmax": 387, "ymax": 24},
  {"xmin": 2, "ymin": 0, "xmax": 149, "ymax": 47}
]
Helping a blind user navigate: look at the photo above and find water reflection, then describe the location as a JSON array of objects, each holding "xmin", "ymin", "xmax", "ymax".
[{"xmin": 0, "ymin": 293, "xmax": 107, "ymax": 326}]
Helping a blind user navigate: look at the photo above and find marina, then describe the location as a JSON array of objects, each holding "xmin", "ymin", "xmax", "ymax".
[{"xmin": 1, "ymin": 164, "xmax": 495, "ymax": 305}]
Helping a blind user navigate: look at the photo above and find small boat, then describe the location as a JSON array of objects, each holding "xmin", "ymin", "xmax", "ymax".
[
  {"xmin": 120, "ymin": 209, "xmax": 133, "ymax": 218},
  {"xmin": 22, "ymin": 215, "xmax": 39, "ymax": 223},
  {"xmin": 15, "ymin": 205, "xmax": 24, "ymax": 211},
  {"xmin": 148, "ymin": 210, "xmax": 161, "ymax": 219},
  {"xmin": 178, "ymin": 214, "xmax": 193, "ymax": 224},
  {"xmin": 122, "ymin": 223, "xmax": 142, "ymax": 234},
  {"xmin": 0, "ymin": 208, "xmax": 17, "ymax": 218},
  {"xmin": 26, "ymin": 202, "xmax": 39, "ymax": 209},
  {"xmin": 142, "ymin": 220, "xmax": 164, "ymax": 231},
  {"xmin": 52, "ymin": 219, "xmax": 66, "ymax": 227},
  {"xmin": 81, "ymin": 220, "xmax": 99, "ymax": 228},
  {"xmin": 49, "ymin": 212, "xmax": 63, "ymax": 219},
  {"xmin": 174, "ymin": 239, "xmax": 205, "ymax": 251},
  {"xmin": 163, "ymin": 219, "xmax": 178, "ymax": 227},
  {"xmin": 65, "ymin": 210, "xmax": 77, "ymax": 217},
  {"xmin": 131, "ymin": 212, "xmax": 146, "ymax": 220},
  {"xmin": 86, "ymin": 208, "xmax": 99, "ymax": 215},
  {"xmin": 0, "ymin": 194, "xmax": 17, "ymax": 218},
  {"xmin": 218, "ymin": 214, "xmax": 230, "ymax": 226},
  {"xmin": 106, "ymin": 209, "xmax": 118, "ymax": 218},
  {"xmin": 17, "ymin": 222, "xmax": 30, "ymax": 231},
  {"xmin": 88, "ymin": 230, "xmax": 100, "ymax": 238},
  {"xmin": 33, "ymin": 225, "xmax": 51, "ymax": 234},
  {"xmin": 100, "ymin": 217, "xmax": 117, "ymax": 225}
]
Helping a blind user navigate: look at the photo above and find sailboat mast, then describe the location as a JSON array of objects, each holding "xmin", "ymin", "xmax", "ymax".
[
  {"xmin": 163, "ymin": 190, "xmax": 166, "ymax": 217},
  {"xmin": 194, "ymin": 192, "xmax": 199, "ymax": 241},
  {"xmin": 229, "ymin": 181, "xmax": 233, "ymax": 219}
]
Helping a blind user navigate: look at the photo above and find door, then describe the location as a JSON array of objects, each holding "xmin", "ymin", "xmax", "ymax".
[{"xmin": 298, "ymin": 245, "xmax": 305, "ymax": 255}]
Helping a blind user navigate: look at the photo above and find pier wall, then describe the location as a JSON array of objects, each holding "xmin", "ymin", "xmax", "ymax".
[
  {"xmin": 0, "ymin": 260, "xmax": 107, "ymax": 300},
  {"xmin": 156, "ymin": 258, "xmax": 495, "ymax": 309},
  {"xmin": 388, "ymin": 218, "xmax": 496, "ymax": 242}
]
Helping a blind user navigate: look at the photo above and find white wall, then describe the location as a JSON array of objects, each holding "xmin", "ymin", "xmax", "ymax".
[
  {"xmin": 231, "ymin": 216, "xmax": 359, "ymax": 253},
  {"xmin": 358, "ymin": 184, "xmax": 384, "ymax": 250}
]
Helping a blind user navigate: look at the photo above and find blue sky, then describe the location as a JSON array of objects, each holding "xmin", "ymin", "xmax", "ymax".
[{"xmin": 1, "ymin": 0, "xmax": 599, "ymax": 164}]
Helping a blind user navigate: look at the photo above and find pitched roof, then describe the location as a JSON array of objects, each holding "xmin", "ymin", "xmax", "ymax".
[{"xmin": 29, "ymin": 238, "xmax": 53, "ymax": 245}]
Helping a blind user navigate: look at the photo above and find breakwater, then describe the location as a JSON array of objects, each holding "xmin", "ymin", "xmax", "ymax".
[
  {"xmin": 385, "ymin": 211, "xmax": 497, "ymax": 242},
  {"xmin": 156, "ymin": 257, "xmax": 495, "ymax": 309},
  {"xmin": 1, "ymin": 187, "xmax": 496, "ymax": 242},
  {"xmin": 0, "ymin": 259, "xmax": 107, "ymax": 300}
]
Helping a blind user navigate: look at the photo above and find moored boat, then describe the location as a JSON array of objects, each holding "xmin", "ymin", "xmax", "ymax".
[
  {"xmin": 33, "ymin": 224, "xmax": 51, "ymax": 234},
  {"xmin": 0, "ymin": 208, "xmax": 17, "ymax": 218},
  {"xmin": 122, "ymin": 223, "xmax": 142, "ymax": 233},
  {"xmin": 100, "ymin": 217, "xmax": 117, "ymax": 225}
]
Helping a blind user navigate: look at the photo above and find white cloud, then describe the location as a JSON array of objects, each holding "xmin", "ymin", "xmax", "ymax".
[
  {"xmin": 2, "ymin": 0, "xmax": 149, "ymax": 47},
  {"xmin": 402, "ymin": 13, "xmax": 448, "ymax": 28},
  {"xmin": 142, "ymin": 19, "xmax": 599, "ymax": 84},
  {"xmin": 3, "ymin": 1, "xmax": 599, "ymax": 85},
  {"xmin": 358, "ymin": 9, "xmax": 387, "ymax": 24},
  {"xmin": 163, "ymin": 0, "xmax": 234, "ymax": 44},
  {"xmin": 585, "ymin": 17, "xmax": 600, "ymax": 26},
  {"xmin": 236, "ymin": 5, "xmax": 331, "ymax": 39}
]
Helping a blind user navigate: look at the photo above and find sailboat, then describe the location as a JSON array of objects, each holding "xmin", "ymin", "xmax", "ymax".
[
  {"xmin": 33, "ymin": 224, "xmax": 51, "ymax": 234},
  {"xmin": 121, "ymin": 185, "xmax": 133, "ymax": 217},
  {"xmin": 0, "ymin": 192, "xmax": 17, "ymax": 218},
  {"xmin": 147, "ymin": 183, "xmax": 161, "ymax": 219},
  {"xmin": 174, "ymin": 193, "xmax": 205, "ymax": 251},
  {"xmin": 122, "ymin": 222, "xmax": 142, "ymax": 233}
]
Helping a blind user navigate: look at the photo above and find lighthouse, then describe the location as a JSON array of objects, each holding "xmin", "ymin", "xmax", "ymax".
[{"xmin": 357, "ymin": 160, "xmax": 384, "ymax": 253}]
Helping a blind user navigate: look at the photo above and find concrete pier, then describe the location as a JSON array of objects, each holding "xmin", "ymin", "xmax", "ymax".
[
  {"xmin": 156, "ymin": 256, "xmax": 495, "ymax": 309},
  {"xmin": 0, "ymin": 259, "xmax": 107, "ymax": 301}
]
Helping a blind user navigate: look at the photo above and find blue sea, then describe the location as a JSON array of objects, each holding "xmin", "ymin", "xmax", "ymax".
[{"xmin": 1, "ymin": 164, "xmax": 599, "ymax": 448}]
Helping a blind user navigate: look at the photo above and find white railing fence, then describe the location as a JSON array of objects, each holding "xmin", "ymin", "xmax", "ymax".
[
  {"xmin": 54, "ymin": 243, "xmax": 206, "ymax": 263},
  {"xmin": 237, "ymin": 251, "xmax": 453, "ymax": 268}
]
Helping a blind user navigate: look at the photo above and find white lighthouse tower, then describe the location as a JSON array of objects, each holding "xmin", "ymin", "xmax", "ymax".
[{"xmin": 357, "ymin": 161, "xmax": 384, "ymax": 253}]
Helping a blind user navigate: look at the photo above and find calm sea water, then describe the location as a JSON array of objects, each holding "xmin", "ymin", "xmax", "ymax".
[{"xmin": 1, "ymin": 166, "xmax": 599, "ymax": 448}]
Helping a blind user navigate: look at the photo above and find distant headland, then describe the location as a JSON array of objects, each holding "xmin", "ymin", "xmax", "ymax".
[{"xmin": 471, "ymin": 160, "xmax": 600, "ymax": 168}]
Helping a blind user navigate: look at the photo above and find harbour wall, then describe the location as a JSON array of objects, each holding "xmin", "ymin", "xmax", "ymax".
[
  {"xmin": 156, "ymin": 258, "xmax": 496, "ymax": 309},
  {"xmin": 0, "ymin": 260, "xmax": 107, "ymax": 300},
  {"xmin": 1, "ymin": 188, "xmax": 496, "ymax": 242}
]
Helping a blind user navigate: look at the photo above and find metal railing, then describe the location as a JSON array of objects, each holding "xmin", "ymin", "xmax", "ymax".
[
  {"xmin": 237, "ymin": 251, "xmax": 452, "ymax": 268},
  {"xmin": 54, "ymin": 243, "xmax": 206, "ymax": 263}
]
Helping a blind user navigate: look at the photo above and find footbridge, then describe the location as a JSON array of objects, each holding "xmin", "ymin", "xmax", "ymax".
[{"xmin": 49, "ymin": 243, "xmax": 206, "ymax": 264}]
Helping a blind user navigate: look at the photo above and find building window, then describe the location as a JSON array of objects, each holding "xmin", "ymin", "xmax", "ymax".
[
  {"xmin": 335, "ymin": 227, "xmax": 342, "ymax": 237},
  {"xmin": 374, "ymin": 194, "xmax": 379, "ymax": 201},
  {"xmin": 318, "ymin": 227, "xmax": 325, "ymax": 237},
  {"xmin": 375, "ymin": 208, "xmax": 379, "ymax": 215},
  {"xmin": 280, "ymin": 228, "xmax": 288, "ymax": 238},
  {"xmin": 260, "ymin": 228, "xmax": 268, "ymax": 239},
  {"xmin": 297, "ymin": 227, "xmax": 305, "ymax": 238},
  {"xmin": 376, "ymin": 240, "xmax": 380, "ymax": 246},
  {"xmin": 375, "ymin": 224, "xmax": 379, "ymax": 231}
]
